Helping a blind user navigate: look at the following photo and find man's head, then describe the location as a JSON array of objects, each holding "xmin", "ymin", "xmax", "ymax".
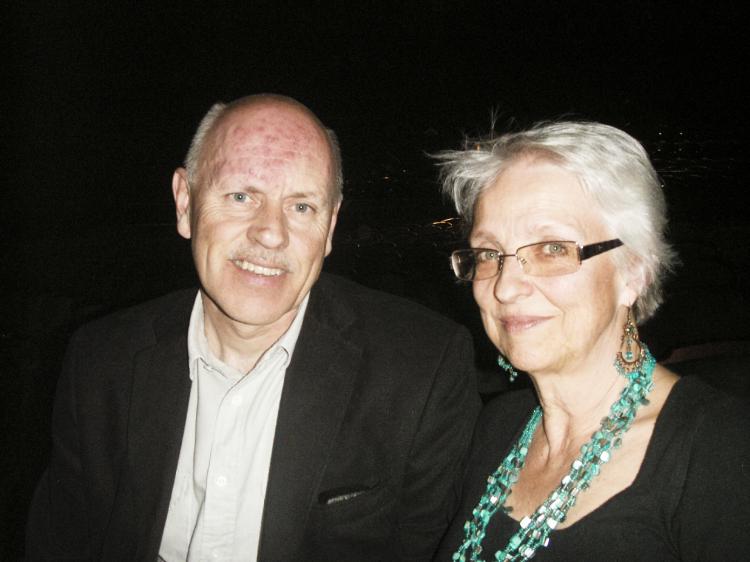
[{"xmin": 173, "ymin": 94, "xmax": 342, "ymax": 337}]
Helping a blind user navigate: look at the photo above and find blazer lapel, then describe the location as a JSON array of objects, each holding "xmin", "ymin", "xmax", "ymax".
[
  {"xmin": 258, "ymin": 291, "xmax": 362, "ymax": 561},
  {"xmin": 126, "ymin": 306, "xmax": 193, "ymax": 559}
]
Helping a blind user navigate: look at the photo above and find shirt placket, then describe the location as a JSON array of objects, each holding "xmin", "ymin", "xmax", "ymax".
[{"xmin": 198, "ymin": 367, "xmax": 244, "ymax": 562}]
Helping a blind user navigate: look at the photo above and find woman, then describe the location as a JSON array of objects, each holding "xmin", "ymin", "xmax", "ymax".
[{"xmin": 434, "ymin": 122, "xmax": 750, "ymax": 561}]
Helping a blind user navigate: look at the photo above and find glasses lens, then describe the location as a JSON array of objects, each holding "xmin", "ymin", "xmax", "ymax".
[
  {"xmin": 451, "ymin": 250, "xmax": 476, "ymax": 280},
  {"xmin": 451, "ymin": 249, "xmax": 502, "ymax": 281},
  {"xmin": 519, "ymin": 241, "xmax": 579, "ymax": 276}
]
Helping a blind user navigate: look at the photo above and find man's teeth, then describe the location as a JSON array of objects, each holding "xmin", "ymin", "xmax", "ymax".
[{"xmin": 233, "ymin": 260, "xmax": 284, "ymax": 276}]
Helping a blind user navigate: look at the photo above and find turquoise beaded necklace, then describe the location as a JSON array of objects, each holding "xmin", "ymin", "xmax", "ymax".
[{"xmin": 453, "ymin": 346, "xmax": 656, "ymax": 562}]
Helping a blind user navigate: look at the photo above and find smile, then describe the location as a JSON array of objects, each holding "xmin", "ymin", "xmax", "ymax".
[{"xmin": 232, "ymin": 259, "xmax": 285, "ymax": 277}]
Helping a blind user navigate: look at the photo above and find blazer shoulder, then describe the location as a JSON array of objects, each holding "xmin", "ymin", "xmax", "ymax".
[
  {"xmin": 315, "ymin": 272, "xmax": 464, "ymax": 337},
  {"xmin": 71, "ymin": 288, "xmax": 196, "ymax": 351}
]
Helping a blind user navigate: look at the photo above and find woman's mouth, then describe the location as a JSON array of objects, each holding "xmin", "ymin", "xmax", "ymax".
[{"xmin": 500, "ymin": 316, "xmax": 550, "ymax": 334}]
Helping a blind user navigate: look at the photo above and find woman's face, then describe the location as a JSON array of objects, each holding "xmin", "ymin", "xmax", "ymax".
[{"xmin": 470, "ymin": 157, "xmax": 636, "ymax": 375}]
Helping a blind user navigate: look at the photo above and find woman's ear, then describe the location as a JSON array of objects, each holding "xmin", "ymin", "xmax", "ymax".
[{"xmin": 619, "ymin": 258, "xmax": 648, "ymax": 307}]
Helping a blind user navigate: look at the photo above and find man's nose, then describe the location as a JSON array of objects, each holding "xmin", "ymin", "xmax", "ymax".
[{"xmin": 248, "ymin": 204, "xmax": 288, "ymax": 249}]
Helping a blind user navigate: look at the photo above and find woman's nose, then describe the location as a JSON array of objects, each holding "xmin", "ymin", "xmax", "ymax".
[{"xmin": 493, "ymin": 256, "xmax": 533, "ymax": 302}]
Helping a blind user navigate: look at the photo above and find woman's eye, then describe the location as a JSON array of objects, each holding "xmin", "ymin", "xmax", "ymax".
[
  {"xmin": 543, "ymin": 243, "xmax": 567, "ymax": 255},
  {"xmin": 477, "ymin": 250, "xmax": 498, "ymax": 262},
  {"xmin": 230, "ymin": 193, "xmax": 248, "ymax": 203},
  {"xmin": 293, "ymin": 203, "xmax": 312, "ymax": 213}
]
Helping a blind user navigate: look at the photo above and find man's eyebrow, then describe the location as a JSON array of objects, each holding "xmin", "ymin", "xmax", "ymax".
[
  {"xmin": 204, "ymin": 180, "xmax": 259, "ymax": 192},
  {"xmin": 285, "ymin": 190, "xmax": 328, "ymax": 201}
]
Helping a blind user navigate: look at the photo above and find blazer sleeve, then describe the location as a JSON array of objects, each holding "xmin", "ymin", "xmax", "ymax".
[
  {"xmin": 672, "ymin": 393, "xmax": 750, "ymax": 560},
  {"xmin": 394, "ymin": 325, "xmax": 481, "ymax": 560},
  {"xmin": 26, "ymin": 330, "xmax": 94, "ymax": 561}
]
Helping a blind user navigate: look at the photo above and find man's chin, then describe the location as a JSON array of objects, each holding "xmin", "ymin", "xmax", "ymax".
[
  {"xmin": 223, "ymin": 303, "xmax": 296, "ymax": 329},
  {"xmin": 202, "ymin": 289, "xmax": 294, "ymax": 329}
]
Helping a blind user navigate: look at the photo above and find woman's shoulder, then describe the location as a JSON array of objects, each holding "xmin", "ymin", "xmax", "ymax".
[
  {"xmin": 653, "ymin": 374, "xmax": 750, "ymax": 460},
  {"xmin": 473, "ymin": 388, "xmax": 538, "ymax": 445},
  {"xmin": 648, "ymin": 374, "xmax": 750, "ymax": 558},
  {"xmin": 663, "ymin": 375, "xmax": 748, "ymax": 424},
  {"xmin": 482, "ymin": 387, "xmax": 537, "ymax": 417}
]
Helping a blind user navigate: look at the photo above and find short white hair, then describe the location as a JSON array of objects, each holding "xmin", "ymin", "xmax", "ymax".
[
  {"xmin": 435, "ymin": 121, "xmax": 678, "ymax": 322},
  {"xmin": 184, "ymin": 102, "xmax": 226, "ymax": 185},
  {"xmin": 183, "ymin": 95, "xmax": 343, "ymax": 201}
]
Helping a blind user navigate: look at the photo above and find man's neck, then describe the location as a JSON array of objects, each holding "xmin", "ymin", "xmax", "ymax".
[{"xmin": 202, "ymin": 297, "xmax": 299, "ymax": 374}]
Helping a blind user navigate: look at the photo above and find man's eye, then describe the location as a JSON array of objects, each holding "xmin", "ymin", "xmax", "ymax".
[
  {"xmin": 230, "ymin": 193, "xmax": 249, "ymax": 203},
  {"xmin": 293, "ymin": 203, "xmax": 312, "ymax": 213},
  {"xmin": 476, "ymin": 250, "xmax": 498, "ymax": 262}
]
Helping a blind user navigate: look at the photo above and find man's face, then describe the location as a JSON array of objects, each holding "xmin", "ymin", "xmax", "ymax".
[{"xmin": 173, "ymin": 102, "xmax": 339, "ymax": 335}]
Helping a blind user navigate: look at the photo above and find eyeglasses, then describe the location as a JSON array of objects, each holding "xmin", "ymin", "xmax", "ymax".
[{"xmin": 450, "ymin": 239, "xmax": 623, "ymax": 281}]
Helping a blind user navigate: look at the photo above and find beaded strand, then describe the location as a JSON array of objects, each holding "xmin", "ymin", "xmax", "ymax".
[{"xmin": 453, "ymin": 346, "xmax": 656, "ymax": 562}]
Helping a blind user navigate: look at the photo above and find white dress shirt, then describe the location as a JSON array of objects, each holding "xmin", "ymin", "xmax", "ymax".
[{"xmin": 158, "ymin": 292, "xmax": 308, "ymax": 562}]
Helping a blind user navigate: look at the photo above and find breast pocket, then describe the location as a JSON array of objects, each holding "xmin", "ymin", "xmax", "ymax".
[
  {"xmin": 305, "ymin": 478, "xmax": 397, "ymax": 560},
  {"xmin": 310, "ymin": 477, "xmax": 396, "ymax": 535}
]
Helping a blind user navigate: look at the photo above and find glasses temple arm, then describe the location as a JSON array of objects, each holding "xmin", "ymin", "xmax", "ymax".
[{"xmin": 580, "ymin": 239, "xmax": 623, "ymax": 260}]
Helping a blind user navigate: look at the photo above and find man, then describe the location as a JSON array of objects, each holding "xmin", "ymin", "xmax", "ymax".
[{"xmin": 27, "ymin": 95, "xmax": 480, "ymax": 561}]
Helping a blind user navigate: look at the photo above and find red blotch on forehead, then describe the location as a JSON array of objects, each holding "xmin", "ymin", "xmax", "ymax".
[
  {"xmin": 203, "ymin": 106, "xmax": 331, "ymax": 187},
  {"xmin": 224, "ymin": 114, "xmax": 319, "ymax": 154},
  {"xmin": 233, "ymin": 107, "xmax": 317, "ymax": 136}
]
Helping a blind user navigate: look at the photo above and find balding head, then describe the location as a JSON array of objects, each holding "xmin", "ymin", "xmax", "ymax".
[{"xmin": 184, "ymin": 94, "xmax": 343, "ymax": 202}]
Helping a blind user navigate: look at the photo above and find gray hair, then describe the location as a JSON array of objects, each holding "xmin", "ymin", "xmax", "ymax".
[
  {"xmin": 435, "ymin": 121, "xmax": 677, "ymax": 322},
  {"xmin": 184, "ymin": 95, "xmax": 343, "ymax": 202}
]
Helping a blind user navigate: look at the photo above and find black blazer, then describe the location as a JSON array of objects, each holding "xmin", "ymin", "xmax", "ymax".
[{"xmin": 27, "ymin": 273, "xmax": 480, "ymax": 561}]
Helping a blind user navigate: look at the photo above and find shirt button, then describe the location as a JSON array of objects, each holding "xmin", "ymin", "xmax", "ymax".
[
  {"xmin": 215, "ymin": 475, "xmax": 228, "ymax": 487},
  {"xmin": 231, "ymin": 395, "xmax": 243, "ymax": 406}
]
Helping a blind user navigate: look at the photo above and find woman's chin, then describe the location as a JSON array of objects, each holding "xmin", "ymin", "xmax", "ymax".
[{"xmin": 505, "ymin": 350, "xmax": 551, "ymax": 375}]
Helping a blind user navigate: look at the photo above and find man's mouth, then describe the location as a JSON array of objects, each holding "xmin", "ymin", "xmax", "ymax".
[{"xmin": 232, "ymin": 259, "xmax": 285, "ymax": 277}]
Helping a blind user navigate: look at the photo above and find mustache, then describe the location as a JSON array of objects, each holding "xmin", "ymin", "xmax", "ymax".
[{"xmin": 230, "ymin": 249, "xmax": 291, "ymax": 270}]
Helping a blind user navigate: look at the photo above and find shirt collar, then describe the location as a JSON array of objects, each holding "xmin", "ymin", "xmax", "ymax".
[{"xmin": 186, "ymin": 290, "xmax": 310, "ymax": 380}]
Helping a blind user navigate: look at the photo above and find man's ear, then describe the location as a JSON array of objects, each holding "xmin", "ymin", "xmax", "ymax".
[
  {"xmin": 324, "ymin": 199, "xmax": 342, "ymax": 257},
  {"xmin": 172, "ymin": 168, "xmax": 192, "ymax": 240}
]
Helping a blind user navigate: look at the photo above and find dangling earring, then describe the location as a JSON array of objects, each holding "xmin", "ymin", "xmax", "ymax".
[
  {"xmin": 497, "ymin": 354, "xmax": 518, "ymax": 383},
  {"xmin": 615, "ymin": 307, "xmax": 644, "ymax": 374}
]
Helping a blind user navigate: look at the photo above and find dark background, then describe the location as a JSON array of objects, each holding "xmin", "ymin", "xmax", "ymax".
[{"xmin": 3, "ymin": 2, "xmax": 749, "ymax": 558}]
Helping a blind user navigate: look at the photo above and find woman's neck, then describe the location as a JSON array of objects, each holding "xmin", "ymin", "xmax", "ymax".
[{"xmin": 530, "ymin": 359, "xmax": 627, "ymax": 457}]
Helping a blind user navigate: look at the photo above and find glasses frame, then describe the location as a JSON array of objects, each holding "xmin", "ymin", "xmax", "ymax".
[{"xmin": 451, "ymin": 238, "xmax": 623, "ymax": 281}]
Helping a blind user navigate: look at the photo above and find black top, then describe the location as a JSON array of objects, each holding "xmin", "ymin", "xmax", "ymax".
[{"xmin": 436, "ymin": 376, "xmax": 750, "ymax": 561}]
